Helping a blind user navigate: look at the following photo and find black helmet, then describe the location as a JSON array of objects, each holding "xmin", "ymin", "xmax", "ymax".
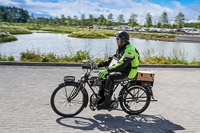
[{"xmin": 115, "ymin": 31, "xmax": 129, "ymax": 42}]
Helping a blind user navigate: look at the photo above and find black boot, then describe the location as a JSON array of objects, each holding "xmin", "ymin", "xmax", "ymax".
[
  {"xmin": 97, "ymin": 90, "xmax": 111, "ymax": 110},
  {"xmin": 97, "ymin": 86, "xmax": 105, "ymax": 104}
]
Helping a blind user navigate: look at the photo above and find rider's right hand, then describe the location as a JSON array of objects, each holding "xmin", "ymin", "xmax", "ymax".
[{"xmin": 98, "ymin": 69, "xmax": 108, "ymax": 78}]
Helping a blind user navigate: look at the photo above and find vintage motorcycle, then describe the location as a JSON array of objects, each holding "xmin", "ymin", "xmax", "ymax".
[{"xmin": 50, "ymin": 61, "xmax": 157, "ymax": 117}]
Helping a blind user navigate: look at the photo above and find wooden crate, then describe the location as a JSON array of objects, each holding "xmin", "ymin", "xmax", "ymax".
[{"xmin": 137, "ymin": 71, "xmax": 155, "ymax": 82}]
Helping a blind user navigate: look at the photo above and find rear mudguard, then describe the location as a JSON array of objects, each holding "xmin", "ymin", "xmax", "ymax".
[{"xmin": 59, "ymin": 82, "xmax": 89, "ymax": 108}]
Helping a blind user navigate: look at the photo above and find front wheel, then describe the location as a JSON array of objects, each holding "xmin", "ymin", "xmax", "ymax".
[
  {"xmin": 120, "ymin": 85, "xmax": 151, "ymax": 115},
  {"xmin": 50, "ymin": 82, "xmax": 87, "ymax": 117}
]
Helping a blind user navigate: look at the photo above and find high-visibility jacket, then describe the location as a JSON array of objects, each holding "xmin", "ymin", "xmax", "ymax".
[{"xmin": 98, "ymin": 42, "xmax": 140, "ymax": 79}]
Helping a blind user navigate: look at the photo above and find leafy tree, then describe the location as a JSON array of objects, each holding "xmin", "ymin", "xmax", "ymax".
[
  {"xmin": 54, "ymin": 17, "xmax": 60, "ymax": 25},
  {"xmin": 106, "ymin": 13, "xmax": 113, "ymax": 26},
  {"xmin": 0, "ymin": 6, "xmax": 30, "ymax": 22},
  {"xmin": 87, "ymin": 14, "xmax": 95, "ymax": 30},
  {"xmin": 174, "ymin": 12, "xmax": 185, "ymax": 28},
  {"xmin": 156, "ymin": 22, "xmax": 162, "ymax": 28},
  {"xmin": 60, "ymin": 14, "xmax": 66, "ymax": 25},
  {"xmin": 88, "ymin": 14, "xmax": 94, "ymax": 25},
  {"xmin": 72, "ymin": 15, "xmax": 79, "ymax": 26},
  {"xmin": 66, "ymin": 16, "xmax": 72, "ymax": 26},
  {"xmin": 128, "ymin": 13, "xmax": 137, "ymax": 28},
  {"xmin": 108, "ymin": 13, "xmax": 113, "ymax": 22},
  {"xmin": 81, "ymin": 14, "xmax": 85, "ymax": 26},
  {"xmin": 160, "ymin": 11, "xmax": 168, "ymax": 25},
  {"xmin": 145, "ymin": 13, "xmax": 153, "ymax": 27},
  {"xmin": 98, "ymin": 14, "xmax": 106, "ymax": 26},
  {"xmin": 118, "ymin": 14, "xmax": 125, "ymax": 23},
  {"xmin": 198, "ymin": 15, "xmax": 200, "ymax": 22}
]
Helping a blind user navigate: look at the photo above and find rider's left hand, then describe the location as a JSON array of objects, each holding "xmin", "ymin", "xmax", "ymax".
[{"xmin": 98, "ymin": 69, "xmax": 108, "ymax": 78}]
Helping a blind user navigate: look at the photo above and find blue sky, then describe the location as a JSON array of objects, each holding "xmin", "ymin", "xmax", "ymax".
[{"xmin": 0, "ymin": 0, "xmax": 200, "ymax": 24}]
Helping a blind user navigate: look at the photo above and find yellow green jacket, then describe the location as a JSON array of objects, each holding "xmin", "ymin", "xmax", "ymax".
[{"xmin": 98, "ymin": 42, "xmax": 140, "ymax": 79}]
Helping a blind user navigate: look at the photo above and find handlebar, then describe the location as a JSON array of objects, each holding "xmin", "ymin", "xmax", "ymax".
[{"xmin": 82, "ymin": 60, "xmax": 98, "ymax": 70}]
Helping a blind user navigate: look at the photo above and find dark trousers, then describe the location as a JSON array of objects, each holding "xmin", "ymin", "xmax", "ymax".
[{"xmin": 99, "ymin": 72, "xmax": 129, "ymax": 98}]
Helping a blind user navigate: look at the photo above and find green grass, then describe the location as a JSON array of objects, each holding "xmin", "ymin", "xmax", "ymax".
[
  {"xmin": 41, "ymin": 26, "xmax": 80, "ymax": 33},
  {"xmin": 91, "ymin": 29, "xmax": 117, "ymax": 37},
  {"xmin": 140, "ymin": 56, "xmax": 188, "ymax": 65},
  {"xmin": 140, "ymin": 48, "xmax": 189, "ymax": 65},
  {"xmin": 68, "ymin": 30, "xmax": 109, "ymax": 39},
  {"xmin": 0, "ymin": 32, "xmax": 17, "ymax": 43},
  {"xmin": 130, "ymin": 32, "xmax": 175, "ymax": 41},
  {"xmin": 0, "ymin": 25, "xmax": 32, "ymax": 34},
  {"xmin": 0, "ymin": 22, "xmax": 41, "ymax": 30},
  {"xmin": 19, "ymin": 50, "xmax": 91, "ymax": 63}
]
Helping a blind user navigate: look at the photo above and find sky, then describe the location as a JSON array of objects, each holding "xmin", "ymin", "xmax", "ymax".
[{"xmin": 0, "ymin": 0, "xmax": 200, "ymax": 24}]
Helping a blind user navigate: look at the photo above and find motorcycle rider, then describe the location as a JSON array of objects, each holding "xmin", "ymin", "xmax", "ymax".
[{"xmin": 97, "ymin": 31, "xmax": 140, "ymax": 110}]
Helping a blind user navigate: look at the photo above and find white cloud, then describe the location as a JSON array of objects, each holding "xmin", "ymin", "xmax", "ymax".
[
  {"xmin": 24, "ymin": 0, "xmax": 102, "ymax": 17},
  {"xmin": 171, "ymin": 1, "xmax": 185, "ymax": 9},
  {"xmin": 5, "ymin": 0, "xmax": 199, "ymax": 24},
  {"xmin": 0, "ymin": 0, "xmax": 20, "ymax": 6}
]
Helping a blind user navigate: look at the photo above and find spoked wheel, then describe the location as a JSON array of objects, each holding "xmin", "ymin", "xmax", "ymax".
[
  {"xmin": 120, "ymin": 85, "xmax": 151, "ymax": 115},
  {"xmin": 50, "ymin": 82, "xmax": 87, "ymax": 117}
]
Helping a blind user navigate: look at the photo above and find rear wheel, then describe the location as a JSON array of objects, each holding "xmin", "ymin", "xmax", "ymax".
[
  {"xmin": 120, "ymin": 85, "xmax": 151, "ymax": 115},
  {"xmin": 50, "ymin": 82, "xmax": 87, "ymax": 117}
]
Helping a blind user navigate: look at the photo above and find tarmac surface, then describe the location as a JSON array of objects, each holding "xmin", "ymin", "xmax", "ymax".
[{"xmin": 0, "ymin": 66, "xmax": 200, "ymax": 133}]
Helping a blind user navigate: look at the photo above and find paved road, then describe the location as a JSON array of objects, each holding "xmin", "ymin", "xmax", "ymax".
[{"xmin": 0, "ymin": 66, "xmax": 200, "ymax": 133}]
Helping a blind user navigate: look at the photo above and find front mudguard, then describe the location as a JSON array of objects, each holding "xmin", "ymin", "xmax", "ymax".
[{"xmin": 58, "ymin": 81, "xmax": 89, "ymax": 108}]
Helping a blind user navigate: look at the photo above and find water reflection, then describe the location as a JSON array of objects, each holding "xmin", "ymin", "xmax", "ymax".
[{"xmin": 0, "ymin": 32, "xmax": 199, "ymax": 62}]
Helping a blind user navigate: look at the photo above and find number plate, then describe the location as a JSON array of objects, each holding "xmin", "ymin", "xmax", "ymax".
[{"xmin": 64, "ymin": 76, "xmax": 75, "ymax": 82}]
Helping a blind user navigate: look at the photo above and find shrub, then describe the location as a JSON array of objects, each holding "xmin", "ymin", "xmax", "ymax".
[
  {"xmin": 0, "ymin": 55, "xmax": 7, "ymax": 61},
  {"xmin": 68, "ymin": 30, "xmax": 109, "ymax": 39},
  {"xmin": 8, "ymin": 56, "xmax": 14, "ymax": 61},
  {"xmin": 20, "ymin": 51, "xmax": 41, "ymax": 62},
  {"xmin": 73, "ymin": 50, "xmax": 91, "ymax": 63},
  {"xmin": 0, "ymin": 32, "xmax": 17, "ymax": 43},
  {"xmin": 141, "ymin": 48, "xmax": 188, "ymax": 65}
]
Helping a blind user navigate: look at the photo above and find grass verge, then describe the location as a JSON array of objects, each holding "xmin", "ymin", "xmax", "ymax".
[
  {"xmin": 0, "ymin": 25, "xmax": 32, "ymax": 34},
  {"xmin": 0, "ymin": 32, "xmax": 17, "ymax": 43},
  {"xmin": 130, "ymin": 32, "xmax": 175, "ymax": 42}
]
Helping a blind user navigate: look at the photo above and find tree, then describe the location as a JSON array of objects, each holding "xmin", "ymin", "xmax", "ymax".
[
  {"xmin": 156, "ymin": 22, "xmax": 162, "ymax": 28},
  {"xmin": 0, "ymin": 6, "xmax": 30, "ymax": 23},
  {"xmin": 108, "ymin": 13, "xmax": 113, "ymax": 22},
  {"xmin": 107, "ymin": 13, "xmax": 113, "ymax": 26},
  {"xmin": 160, "ymin": 12, "xmax": 168, "ymax": 25},
  {"xmin": 60, "ymin": 14, "xmax": 66, "ymax": 25},
  {"xmin": 174, "ymin": 12, "xmax": 185, "ymax": 28},
  {"xmin": 66, "ymin": 16, "xmax": 72, "ymax": 26},
  {"xmin": 72, "ymin": 15, "xmax": 79, "ymax": 26},
  {"xmin": 29, "ymin": 14, "xmax": 35, "ymax": 23},
  {"xmin": 118, "ymin": 14, "xmax": 125, "ymax": 23},
  {"xmin": 160, "ymin": 12, "xmax": 170, "ymax": 28},
  {"xmin": 128, "ymin": 13, "xmax": 137, "ymax": 28},
  {"xmin": 145, "ymin": 13, "xmax": 153, "ymax": 27},
  {"xmin": 98, "ymin": 14, "xmax": 106, "ymax": 26},
  {"xmin": 198, "ymin": 15, "xmax": 200, "ymax": 22},
  {"xmin": 54, "ymin": 17, "xmax": 60, "ymax": 25},
  {"xmin": 88, "ymin": 14, "xmax": 94, "ymax": 25},
  {"xmin": 87, "ymin": 14, "xmax": 94, "ymax": 30},
  {"xmin": 80, "ymin": 14, "xmax": 86, "ymax": 26}
]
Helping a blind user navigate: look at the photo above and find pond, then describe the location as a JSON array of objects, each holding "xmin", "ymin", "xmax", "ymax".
[{"xmin": 0, "ymin": 32, "xmax": 200, "ymax": 62}]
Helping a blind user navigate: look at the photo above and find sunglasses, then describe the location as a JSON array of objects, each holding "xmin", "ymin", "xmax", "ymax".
[{"xmin": 116, "ymin": 38, "xmax": 120, "ymax": 40}]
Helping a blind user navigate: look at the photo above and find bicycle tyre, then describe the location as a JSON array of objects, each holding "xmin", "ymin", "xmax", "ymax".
[
  {"xmin": 50, "ymin": 82, "xmax": 87, "ymax": 117},
  {"xmin": 120, "ymin": 85, "xmax": 151, "ymax": 115}
]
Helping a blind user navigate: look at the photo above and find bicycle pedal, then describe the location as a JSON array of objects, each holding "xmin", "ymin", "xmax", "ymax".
[{"xmin": 90, "ymin": 106, "xmax": 96, "ymax": 111}]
